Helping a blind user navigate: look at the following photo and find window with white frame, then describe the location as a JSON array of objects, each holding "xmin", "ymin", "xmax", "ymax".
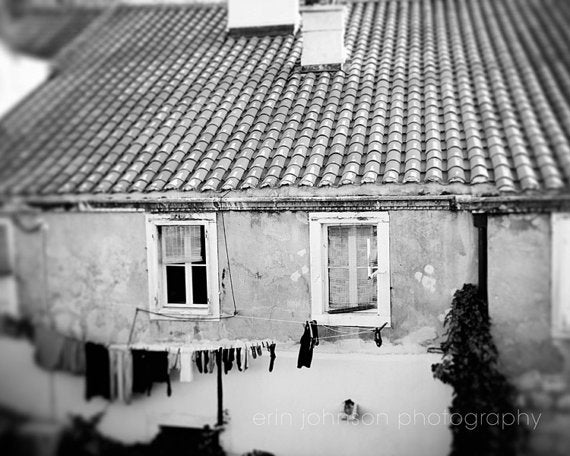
[
  {"xmin": 552, "ymin": 213, "xmax": 570, "ymax": 338},
  {"xmin": 146, "ymin": 214, "xmax": 220, "ymax": 319},
  {"xmin": 309, "ymin": 212, "xmax": 391, "ymax": 327}
]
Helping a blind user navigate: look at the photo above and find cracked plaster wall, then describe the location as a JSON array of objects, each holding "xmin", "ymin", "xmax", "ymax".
[{"xmin": 12, "ymin": 210, "xmax": 477, "ymax": 351}]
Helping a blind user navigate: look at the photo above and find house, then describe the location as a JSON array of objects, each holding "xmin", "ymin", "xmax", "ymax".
[{"xmin": 0, "ymin": 0, "xmax": 569, "ymax": 455}]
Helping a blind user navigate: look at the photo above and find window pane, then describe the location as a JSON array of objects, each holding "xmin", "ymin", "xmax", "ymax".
[
  {"xmin": 328, "ymin": 226, "xmax": 349, "ymax": 267},
  {"xmin": 162, "ymin": 225, "xmax": 204, "ymax": 263},
  {"xmin": 193, "ymin": 225, "xmax": 206, "ymax": 265},
  {"xmin": 356, "ymin": 225, "xmax": 377, "ymax": 267},
  {"xmin": 328, "ymin": 267, "xmax": 350, "ymax": 309},
  {"xmin": 192, "ymin": 266, "xmax": 208, "ymax": 304},
  {"xmin": 357, "ymin": 268, "xmax": 377, "ymax": 307},
  {"xmin": 166, "ymin": 265, "xmax": 186, "ymax": 304}
]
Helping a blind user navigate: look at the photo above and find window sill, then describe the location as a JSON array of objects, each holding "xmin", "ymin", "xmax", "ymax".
[
  {"xmin": 312, "ymin": 312, "xmax": 391, "ymax": 328},
  {"xmin": 149, "ymin": 307, "xmax": 220, "ymax": 321}
]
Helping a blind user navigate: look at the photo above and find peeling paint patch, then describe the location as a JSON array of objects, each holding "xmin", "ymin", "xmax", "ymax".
[
  {"xmin": 415, "ymin": 265, "xmax": 436, "ymax": 293},
  {"xmin": 301, "ymin": 265, "xmax": 309, "ymax": 274},
  {"xmin": 297, "ymin": 249, "xmax": 307, "ymax": 257},
  {"xmin": 290, "ymin": 271, "xmax": 301, "ymax": 282}
]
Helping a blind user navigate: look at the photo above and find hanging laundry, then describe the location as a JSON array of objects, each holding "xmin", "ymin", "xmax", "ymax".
[
  {"xmin": 85, "ymin": 342, "xmax": 111, "ymax": 400},
  {"xmin": 243, "ymin": 344, "xmax": 248, "ymax": 371},
  {"xmin": 256, "ymin": 345, "xmax": 263, "ymax": 357},
  {"xmin": 236, "ymin": 347, "xmax": 242, "ymax": 371},
  {"xmin": 310, "ymin": 320, "xmax": 319, "ymax": 346},
  {"xmin": 132, "ymin": 350, "xmax": 172, "ymax": 397},
  {"xmin": 60, "ymin": 337, "xmax": 86, "ymax": 375},
  {"xmin": 222, "ymin": 348, "xmax": 233, "ymax": 374},
  {"xmin": 180, "ymin": 351, "xmax": 194, "ymax": 383},
  {"xmin": 268, "ymin": 343, "xmax": 276, "ymax": 372},
  {"xmin": 109, "ymin": 347, "xmax": 133, "ymax": 404},
  {"xmin": 196, "ymin": 351, "xmax": 204, "ymax": 373},
  {"xmin": 168, "ymin": 349, "xmax": 181, "ymax": 372},
  {"xmin": 297, "ymin": 321, "xmax": 319, "ymax": 369},
  {"xmin": 202, "ymin": 350, "xmax": 210, "ymax": 374},
  {"xmin": 374, "ymin": 322, "xmax": 388, "ymax": 348},
  {"xmin": 251, "ymin": 345, "xmax": 257, "ymax": 359},
  {"xmin": 208, "ymin": 350, "xmax": 216, "ymax": 373},
  {"xmin": 34, "ymin": 325, "xmax": 65, "ymax": 371}
]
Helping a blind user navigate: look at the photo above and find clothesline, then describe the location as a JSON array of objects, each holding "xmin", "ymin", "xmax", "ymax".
[{"xmin": 129, "ymin": 307, "xmax": 384, "ymax": 346}]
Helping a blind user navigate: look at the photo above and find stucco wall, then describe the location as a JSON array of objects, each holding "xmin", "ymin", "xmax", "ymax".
[
  {"xmin": 488, "ymin": 213, "xmax": 570, "ymax": 456},
  {"xmin": 11, "ymin": 210, "xmax": 477, "ymax": 348}
]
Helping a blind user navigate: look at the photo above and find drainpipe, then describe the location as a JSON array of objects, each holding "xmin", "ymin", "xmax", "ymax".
[{"xmin": 473, "ymin": 213, "xmax": 488, "ymax": 317}]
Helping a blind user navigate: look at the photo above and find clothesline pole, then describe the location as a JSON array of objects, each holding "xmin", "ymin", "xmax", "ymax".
[{"xmin": 216, "ymin": 347, "xmax": 224, "ymax": 427}]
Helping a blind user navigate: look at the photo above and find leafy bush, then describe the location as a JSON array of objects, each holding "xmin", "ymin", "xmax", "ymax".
[{"xmin": 432, "ymin": 284, "xmax": 524, "ymax": 456}]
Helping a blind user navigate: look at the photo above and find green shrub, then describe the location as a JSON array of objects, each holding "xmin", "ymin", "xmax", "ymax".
[{"xmin": 432, "ymin": 284, "xmax": 524, "ymax": 456}]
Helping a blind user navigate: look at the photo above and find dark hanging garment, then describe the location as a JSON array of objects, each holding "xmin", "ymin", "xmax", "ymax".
[
  {"xmin": 196, "ymin": 351, "xmax": 203, "ymax": 373},
  {"xmin": 85, "ymin": 342, "xmax": 111, "ymax": 400},
  {"xmin": 132, "ymin": 350, "xmax": 172, "ymax": 397},
  {"xmin": 236, "ymin": 348, "xmax": 242, "ymax": 371},
  {"xmin": 268, "ymin": 343, "xmax": 276, "ymax": 372},
  {"xmin": 310, "ymin": 320, "xmax": 319, "ymax": 346},
  {"xmin": 203, "ymin": 350, "xmax": 210, "ymax": 374},
  {"xmin": 297, "ymin": 322, "xmax": 315, "ymax": 369}
]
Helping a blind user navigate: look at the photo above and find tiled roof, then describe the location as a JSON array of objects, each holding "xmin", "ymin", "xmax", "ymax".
[
  {"xmin": 1, "ymin": 0, "xmax": 570, "ymax": 197},
  {"xmin": 0, "ymin": 7, "xmax": 103, "ymax": 59}
]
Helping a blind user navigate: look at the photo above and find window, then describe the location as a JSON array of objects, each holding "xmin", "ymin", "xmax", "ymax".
[
  {"xmin": 0, "ymin": 218, "xmax": 18, "ymax": 315},
  {"xmin": 146, "ymin": 214, "xmax": 219, "ymax": 319},
  {"xmin": 309, "ymin": 212, "xmax": 390, "ymax": 327},
  {"xmin": 552, "ymin": 213, "xmax": 570, "ymax": 338}
]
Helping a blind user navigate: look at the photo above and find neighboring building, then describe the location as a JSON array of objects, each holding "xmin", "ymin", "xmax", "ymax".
[{"xmin": 0, "ymin": 0, "xmax": 569, "ymax": 455}]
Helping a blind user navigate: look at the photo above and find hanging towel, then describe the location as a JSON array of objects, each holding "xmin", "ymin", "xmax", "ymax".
[
  {"xmin": 132, "ymin": 350, "xmax": 172, "ymax": 397},
  {"xmin": 208, "ymin": 350, "xmax": 216, "ymax": 374},
  {"xmin": 85, "ymin": 342, "xmax": 111, "ymax": 400},
  {"xmin": 168, "ymin": 349, "xmax": 181, "ymax": 372},
  {"xmin": 109, "ymin": 348, "xmax": 133, "ymax": 403},
  {"xmin": 60, "ymin": 337, "xmax": 86, "ymax": 375},
  {"xmin": 34, "ymin": 325, "xmax": 65, "ymax": 371},
  {"xmin": 180, "ymin": 351, "xmax": 194, "ymax": 383}
]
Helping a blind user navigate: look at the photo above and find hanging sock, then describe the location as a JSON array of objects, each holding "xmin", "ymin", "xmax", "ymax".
[
  {"xmin": 227, "ymin": 348, "xmax": 235, "ymax": 372},
  {"xmin": 196, "ymin": 351, "xmax": 203, "ymax": 373},
  {"xmin": 268, "ymin": 343, "xmax": 276, "ymax": 372},
  {"xmin": 251, "ymin": 346, "xmax": 257, "ymax": 359},
  {"xmin": 203, "ymin": 350, "xmax": 210, "ymax": 374},
  {"xmin": 236, "ymin": 347, "xmax": 242, "ymax": 371},
  {"xmin": 244, "ymin": 345, "xmax": 249, "ymax": 370},
  {"xmin": 208, "ymin": 350, "xmax": 216, "ymax": 373},
  {"xmin": 256, "ymin": 344, "xmax": 263, "ymax": 357},
  {"xmin": 223, "ymin": 349, "xmax": 230, "ymax": 374}
]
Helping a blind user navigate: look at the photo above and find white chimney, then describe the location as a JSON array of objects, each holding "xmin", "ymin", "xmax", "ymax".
[
  {"xmin": 301, "ymin": 4, "xmax": 346, "ymax": 69},
  {"xmin": 227, "ymin": 0, "xmax": 300, "ymax": 36}
]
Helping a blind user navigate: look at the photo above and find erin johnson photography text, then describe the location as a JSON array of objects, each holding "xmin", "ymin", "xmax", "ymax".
[{"xmin": 252, "ymin": 409, "xmax": 542, "ymax": 431}]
